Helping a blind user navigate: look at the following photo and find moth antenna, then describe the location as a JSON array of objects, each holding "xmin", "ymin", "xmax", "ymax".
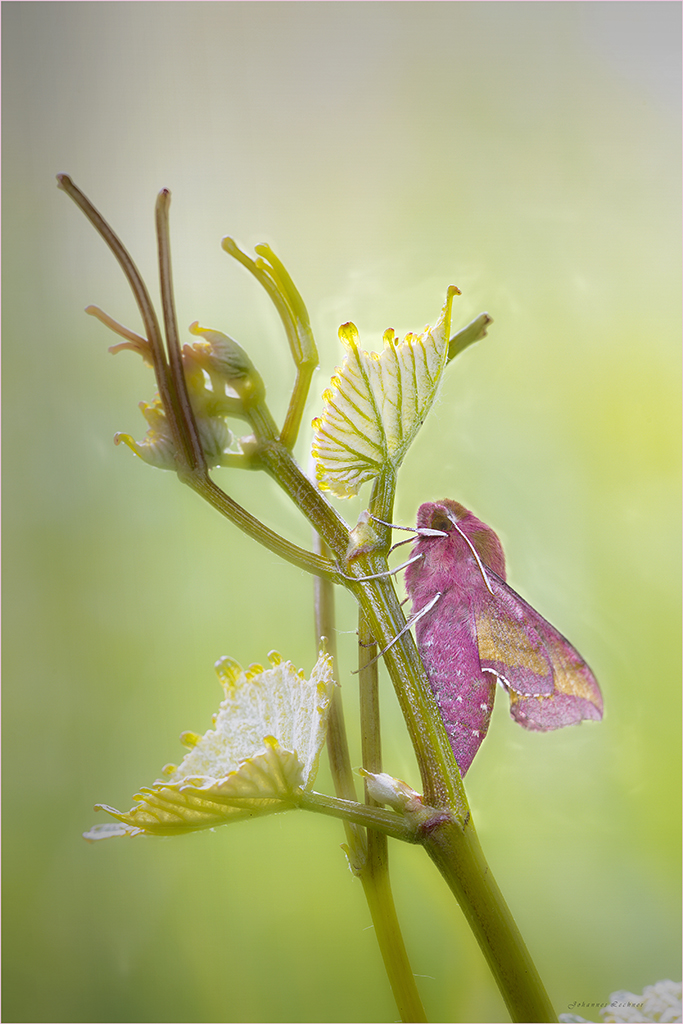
[
  {"xmin": 341, "ymin": 552, "xmax": 423, "ymax": 582},
  {"xmin": 351, "ymin": 592, "xmax": 442, "ymax": 672},
  {"xmin": 446, "ymin": 512, "xmax": 494, "ymax": 595}
]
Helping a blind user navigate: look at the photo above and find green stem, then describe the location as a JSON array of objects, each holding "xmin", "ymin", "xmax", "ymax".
[
  {"xmin": 360, "ymin": 838, "xmax": 429, "ymax": 1023},
  {"xmin": 313, "ymin": 532, "xmax": 366, "ymax": 873},
  {"xmin": 422, "ymin": 816, "xmax": 558, "ymax": 1024},
  {"xmin": 358, "ymin": 611, "xmax": 382, "ymax": 779},
  {"xmin": 221, "ymin": 238, "xmax": 318, "ymax": 449},
  {"xmin": 358, "ymin": 612, "xmax": 428, "ymax": 1024},
  {"xmin": 155, "ymin": 189, "xmax": 207, "ymax": 472},
  {"xmin": 448, "ymin": 312, "xmax": 493, "ymax": 362},
  {"xmin": 302, "ymin": 784, "xmax": 558, "ymax": 1023},
  {"xmin": 255, "ymin": 439, "xmax": 351, "ymax": 557},
  {"xmin": 189, "ymin": 474, "xmax": 341, "ymax": 580},
  {"xmin": 298, "ymin": 791, "xmax": 418, "ymax": 842},
  {"xmin": 56, "ymin": 175, "xmax": 185, "ymax": 460}
]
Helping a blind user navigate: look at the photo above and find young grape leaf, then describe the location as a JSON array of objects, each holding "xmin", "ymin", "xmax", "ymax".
[
  {"xmin": 311, "ymin": 287, "xmax": 459, "ymax": 498},
  {"xmin": 84, "ymin": 650, "xmax": 335, "ymax": 840}
]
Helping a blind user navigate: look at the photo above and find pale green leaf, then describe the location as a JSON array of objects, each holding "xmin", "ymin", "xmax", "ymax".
[
  {"xmin": 311, "ymin": 287, "xmax": 458, "ymax": 498},
  {"xmin": 84, "ymin": 650, "xmax": 335, "ymax": 840}
]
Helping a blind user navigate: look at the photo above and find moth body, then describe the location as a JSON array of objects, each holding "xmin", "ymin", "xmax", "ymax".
[{"xmin": 405, "ymin": 499, "xmax": 603, "ymax": 776}]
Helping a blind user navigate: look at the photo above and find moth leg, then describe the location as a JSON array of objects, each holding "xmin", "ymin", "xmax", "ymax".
[
  {"xmin": 341, "ymin": 552, "xmax": 423, "ymax": 582},
  {"xmin": 351, "ymin": 592, "xmax": 442, "ymax": 672}
]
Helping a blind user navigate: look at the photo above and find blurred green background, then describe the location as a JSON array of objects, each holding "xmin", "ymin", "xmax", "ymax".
[{"xmin": 3, "ymin": 3, "xmax": 680, "ymax": 1022}]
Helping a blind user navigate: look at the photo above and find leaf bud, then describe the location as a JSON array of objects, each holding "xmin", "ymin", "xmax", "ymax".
[{"xmin": 187, "ymin": 323, "xmax": 266, "ymax": 408}]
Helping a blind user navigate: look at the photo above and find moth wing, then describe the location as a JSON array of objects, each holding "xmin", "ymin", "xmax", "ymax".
[
  {"xmin": 474, "ymin": 573, "xmax": 556, "ymax": 696},
  {"xmin": 475, "ymin": 572, "xmax": 603, "ymax": 732}
]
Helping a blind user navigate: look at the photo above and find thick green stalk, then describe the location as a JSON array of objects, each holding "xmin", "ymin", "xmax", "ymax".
[{"xmin": 422, "ymin": 816, "xmax": 558, "ymax": 1024}]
